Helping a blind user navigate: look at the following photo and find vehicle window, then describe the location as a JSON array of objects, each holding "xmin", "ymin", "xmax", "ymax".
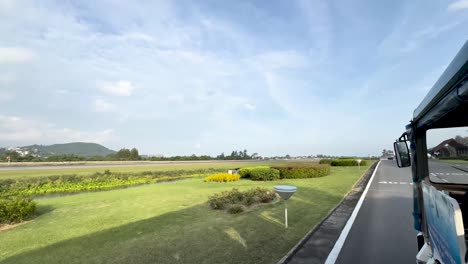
[{"xmin": 427, "ymin": 127, "xmax": 468, "ymax": 184}]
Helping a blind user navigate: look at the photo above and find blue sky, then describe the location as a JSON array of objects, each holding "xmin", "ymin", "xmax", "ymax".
[{"xmin": 0, "ymin": 0, "xmax": 467, "ymax": 156}]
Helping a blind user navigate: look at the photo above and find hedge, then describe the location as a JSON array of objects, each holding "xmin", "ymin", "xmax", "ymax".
[
  {"xmin": 0, "ymin": 195, "xmax": 36, "ymax": 224},
  {"xmin": 330, "ymin": 159, "xmax": 367, "ymax": 166},
  {"xmin": 319, "ymin": 159, "xmax": 332, "ymax": 164},
  {"xmin": 273, "ymin": 164, "xmax": 330, "ymax": 179},
  {"xmin": 249, "ymin": 167, "xmax": 280, "ymax": 181},
  {"xmin": 238, "ymin": 166, "xmax": 270, "ymax": 178}
]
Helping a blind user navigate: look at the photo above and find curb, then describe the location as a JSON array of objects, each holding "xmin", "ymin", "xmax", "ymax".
[{"xmin": 277, "ymin": 161, "xmax": 379, "ymax": 264}]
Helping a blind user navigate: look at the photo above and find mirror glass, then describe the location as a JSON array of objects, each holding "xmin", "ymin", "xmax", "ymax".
[
  {"xmin": 394, "ymin": 141, "xmax": 411, "ymax": 167},
  {"xmin": 427, "ymin": 126, "xmax": 468, "ymax": 184}
]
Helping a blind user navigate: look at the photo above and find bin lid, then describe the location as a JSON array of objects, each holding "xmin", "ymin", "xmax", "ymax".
[
  {"xmin": 274, "ymin": 185, "xmax": 297, "ymax": 200},
  {"xmin": 274, "ymin": 185, "xmax": 297, "ymax": 192}
]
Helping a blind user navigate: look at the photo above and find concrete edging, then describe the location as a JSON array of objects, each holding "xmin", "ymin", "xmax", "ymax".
[{"xmin": 277, "ymin": 161, "xmax": 380, "ymax": 264}]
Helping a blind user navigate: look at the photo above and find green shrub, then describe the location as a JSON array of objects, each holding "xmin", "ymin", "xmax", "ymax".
[
  {"xmin": 249, "ymin": 167, "xmax": 280, "ymax": 181},
  {"xmin": 238, "ymin": 166, "xmax": 270, "ymax": 178},
  {"xmin": 0, "ymin": 195, "xmax": 36, "ymax": 224},
  {"xmin": 204, "ymin": 173, "xmax": 240, "ymax": 182},
  {"xmin": 330, "ymin": 159, "xmax": 368, "ymax": 166},
  {"xmin": 319, "ymin": 159, "xmax": 333, "ymax": 164},
  {"xmin": 238, "ymin": 168, "xmax": 250, "ymax": 178},
  {"xmin": 208, "ymin": 187, "xmax": 277, "ymax": 214},
  {"xmin": 227, "ymin": 204, "xmax": 245, "ymax": 214},
  {"xmin": 273, "ymin": 164, "xmax": 330, "ymax": 179}
]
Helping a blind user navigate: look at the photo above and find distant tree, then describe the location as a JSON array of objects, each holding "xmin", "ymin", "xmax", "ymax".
[
  {"xmin": 130, "ymin": 148, "xmax": 140, "ymax": 160},
  {"xmin": 242, "ymin": 149, "xmax": 248, "ymax": 159},
  {"xmin": 455, "ymin": 135, "xmax": 468, "ymax": 146}
]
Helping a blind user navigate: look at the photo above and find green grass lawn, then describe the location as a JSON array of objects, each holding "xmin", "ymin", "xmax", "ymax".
[{"xmin": 0, "ymin": 164, "xmax": 372, "ymax": 264}]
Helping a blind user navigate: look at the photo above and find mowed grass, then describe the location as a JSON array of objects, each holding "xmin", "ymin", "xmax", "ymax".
[
  {"xmin": 0, "ymin": 164, "xmax": 373, "ymax": 264},
  {"xmin": 0, "ymin": 161, "xmax": 298, "ymax": 179}
]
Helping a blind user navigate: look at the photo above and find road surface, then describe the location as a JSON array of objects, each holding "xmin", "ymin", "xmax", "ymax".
[
  {"xmin": 335, "ymin": 160, "xmax": 417, "ymax": 263},
  {"xmin": 429, "ymin": 160, "xmax": 468, "ymax": 183}
]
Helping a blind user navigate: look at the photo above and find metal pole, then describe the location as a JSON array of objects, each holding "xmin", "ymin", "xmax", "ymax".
[{"xmin": 285, "ymin": 200, "xmax": 288, "ymax": 228}]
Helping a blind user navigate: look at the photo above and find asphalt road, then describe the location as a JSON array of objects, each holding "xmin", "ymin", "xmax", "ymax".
[
  {"xmin": 335, "ymin": 160, "xmax": 417, "ymax": 263},
  {"xmin": 429, "ymin": 160, "xmax": 468, "ymax": 183}
]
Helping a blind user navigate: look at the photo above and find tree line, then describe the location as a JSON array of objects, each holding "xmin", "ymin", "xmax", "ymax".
[
  {"xmin": 0, "ymin": 148, "xmax": 262, "ymax": 162},
  {"xmin": 0, "ymin": 148, "xmax": 141, "ymax": 162}
]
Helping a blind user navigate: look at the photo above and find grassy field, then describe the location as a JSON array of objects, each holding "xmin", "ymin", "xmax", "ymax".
[
  {"xmin": 0, "ymin": 163, "xmax": 373, "ymax": 264},
  {"xmin": 0, "ymin": 161, "xmax": 299, "ymax": 179}
]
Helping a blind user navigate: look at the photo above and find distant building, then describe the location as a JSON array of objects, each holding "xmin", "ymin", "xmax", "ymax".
[{"xmin": 430, "ymin": 139, "xmax": 468, "ymax": 158}]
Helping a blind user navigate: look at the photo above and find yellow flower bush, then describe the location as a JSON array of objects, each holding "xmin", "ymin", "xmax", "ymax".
[{"xmin": 204, "ymin": 173, "xmax": 240, "ymax": 182}]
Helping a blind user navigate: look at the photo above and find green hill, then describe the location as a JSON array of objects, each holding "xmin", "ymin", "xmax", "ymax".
[{"xmin": 23, "ymin": 142, "xmax": 116, "ymax": 157}]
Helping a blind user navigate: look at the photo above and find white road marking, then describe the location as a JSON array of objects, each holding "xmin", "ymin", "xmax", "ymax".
[
  {"xmin": 378, "ymin": 181, "xmax": 412, "ymax": 185},
  {"xmin": 325, "ymin": 161, "xmax": 381, "ymax": 264}
]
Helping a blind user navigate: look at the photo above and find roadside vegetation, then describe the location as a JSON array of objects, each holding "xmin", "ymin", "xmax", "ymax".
[
  {"xmin": 0, "ymin": 162, "xmax": 373, "ymax": 264},
  {"xmin": 319, "ymin": 158, "xmax": 368, "ymax": 166},
  {"xmin": 208, "ymin": 187, "xmax": 277, "ymax": 214},
  {"xmin": 204, "ymin": 173, "xmax": 241, "ymax": 182}
]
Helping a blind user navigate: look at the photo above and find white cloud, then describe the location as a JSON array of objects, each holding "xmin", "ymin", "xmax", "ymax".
[
  {"xmin": 94, "ymin": 98, "xmax": 116, "ymax": 112},
  {"xmin": 0, "ymin": 47, "xmax": 35, "ymax": 64},
  {"xmin": 448, "ymin": 0, "xmax": 468, "ymax": 11},
  {"xmin": 0, "ymin": 115, "xmax": 115, "ymax": 145},
  {"xmin": 243, "ymin": 103, "xmax": 256, "ymax": 111},
  {"xmin": 97, "ymin": 81, "xmax": 135, "ymax": 96}
]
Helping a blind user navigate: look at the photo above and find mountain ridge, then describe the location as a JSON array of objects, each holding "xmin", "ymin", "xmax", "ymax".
[{"xmin": 19, "ymin": 142, "xmax": 116, "ymax": 157}]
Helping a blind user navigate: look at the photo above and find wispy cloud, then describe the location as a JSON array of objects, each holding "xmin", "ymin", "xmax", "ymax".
[
  {"xmin": 448, "ymin": 0, "xmax": 468, "ymax": 11},
  {"xmin": 0, "ymin": 47, "xmax": 35, "ymax": 64},
  {"xmin": 97, "ymin": 81, "xmax": 135, "ymax": 96},
  {"xmin": 0, "ymin": 116, "xmax": 115, "ymax": 145}
]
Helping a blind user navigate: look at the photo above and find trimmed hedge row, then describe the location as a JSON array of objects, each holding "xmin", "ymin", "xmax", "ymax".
[
  {"xmin": 0, "ymin": 195, "xmax": 36, "ymax": 224},
  {"xmin": 319, "ymin": 159, "xmax": 332, "ymax": 164},
  {"xmin": 239, "ymin": 164, "xmax": 331, "ymax": 180},
  {"xmin": 238, "ymin": 166, "xmax": 280, "ymax": 181},
  {"xmin": 273, "ymin": 164, "xmax": 330, "ymax": 179},
  {"xmin": 330, "ymin": 159, "xmax": 367, "ymax": 166}
]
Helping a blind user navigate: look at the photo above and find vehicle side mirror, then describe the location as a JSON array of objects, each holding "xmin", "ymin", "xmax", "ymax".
[{"xmin": 394, "ymin": 141, "xmax": 411, "ymax": 168}]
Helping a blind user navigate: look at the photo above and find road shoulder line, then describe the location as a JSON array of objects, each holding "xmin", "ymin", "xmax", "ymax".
[{"xmin": 324, "ymin": 160, "xmax": 381, "ymax": 264}]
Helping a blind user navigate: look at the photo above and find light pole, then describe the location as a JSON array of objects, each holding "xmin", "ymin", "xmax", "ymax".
[
  {"xmin": 274, "ymin": 185, "xmax": 297, "ymax": 228},
  {"xmin": 356, "ymin": 159, "xmax": 362, "ymax": 170}
]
